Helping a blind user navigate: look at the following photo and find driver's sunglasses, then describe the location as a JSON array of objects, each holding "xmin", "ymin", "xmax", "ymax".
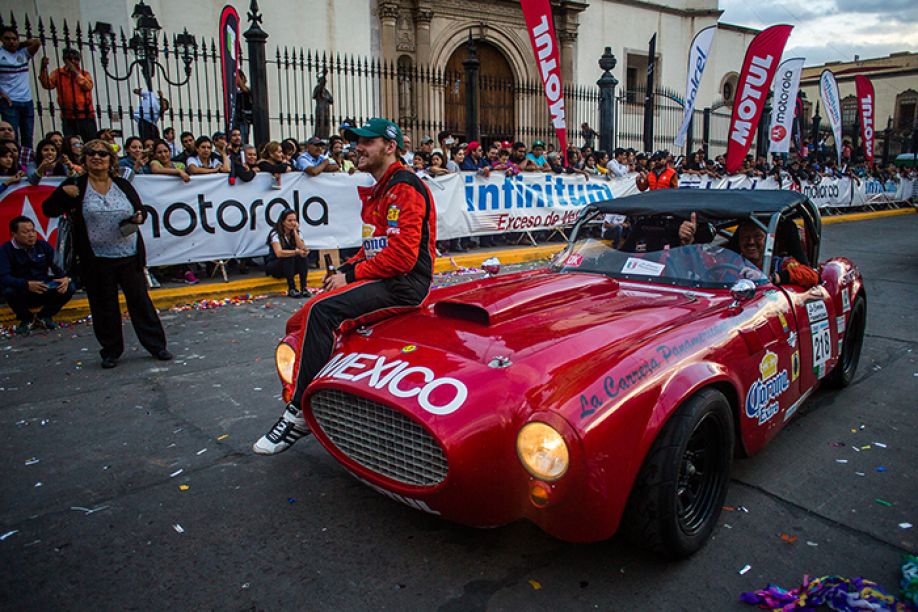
[{"xmin": 85, "ymin": 149, "xmax": 110, "ymax": 158}]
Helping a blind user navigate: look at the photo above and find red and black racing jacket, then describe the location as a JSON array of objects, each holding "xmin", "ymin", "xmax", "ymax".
[{"xmin": 338, "ymin": 161, "xmax": 437, "ymax": 284}]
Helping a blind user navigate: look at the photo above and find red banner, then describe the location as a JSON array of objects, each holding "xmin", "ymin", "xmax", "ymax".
[
  {"xmin": 725, "ymin": 24, "xmax": 793, "ymax": 174},
  {"xmin": 219, "ymin": 5, "xmax": 241, "ymax": 135},
  {"xmin": 520, "ymin": 0, "xmax": 569, "ymax": 162},
  {"xmin": 855, "ymin": 75, "xmax": 875, "ymax": 163}
]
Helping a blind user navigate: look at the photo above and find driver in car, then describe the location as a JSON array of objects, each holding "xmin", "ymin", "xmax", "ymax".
[{"xmin": 734, "ymin": 221, "xmax": 819, "ymax": 288}]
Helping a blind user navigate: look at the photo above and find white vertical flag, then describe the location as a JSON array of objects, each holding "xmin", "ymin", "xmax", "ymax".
[
  {"xmin": 768, "ymin": 58, "xmax": 805, "ymax": 154},
  {"xmin": 819, "ymin": 70, "xmax": 844, "ymax": 166},
  {"xmin": 674, "ymin": 26, "xmax": 717, "ymax": 148}
]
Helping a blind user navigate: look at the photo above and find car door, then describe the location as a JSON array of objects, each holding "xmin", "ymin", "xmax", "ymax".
[
  {"xmin": 782, "ymin": 283, "xmax": 838, "ymax": 412},
  {"xmin": 736, "ymin": 286, "xmax": 799, "ymax": 449}
]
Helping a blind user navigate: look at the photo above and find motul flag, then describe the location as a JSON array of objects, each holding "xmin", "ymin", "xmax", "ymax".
[
  {"xmin": 219, "ymin": 5, "xmax": 241, "ymax": 134},
  {"xmin": 725, "ymin": 24, "xmax": 793, "ymax": 173},
  {"xmin": 819, "ymin": 70, "xmax": 843, "ymax": 167},
  {"xmin": 767, "ymin": 57, "xmax": 804, "ymax": 154},
  {"xmin": 674, "ymin": 26, "xmax": 717, "ymax": 148},
  {"xmin": 855, "ymin": 75, "xmax": 875, "ymax": 163},
  {"xmin": 520, "ymin": 0, "xmax": 569, "ymax": 162}
]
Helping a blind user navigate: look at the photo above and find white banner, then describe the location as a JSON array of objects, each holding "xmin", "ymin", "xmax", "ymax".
[
  {"xmin": 820, "ymin": 70, "xmax": 844, "ymax": 167},
  {"xmin": 2, "ymin": 172, "xmax": 914, "ymax": 267},
  {"xmin": 768, "ymin": 58, "xmax": 804, "ymax": 154},
  {"xmin": 674, "ymin": 26, "xmax": 717, "ymax": 148}
]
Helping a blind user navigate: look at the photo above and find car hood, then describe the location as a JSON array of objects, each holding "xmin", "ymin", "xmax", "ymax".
[{"xmin": 317, "ymin": 270, "xmax": 728, "ymax": 429}]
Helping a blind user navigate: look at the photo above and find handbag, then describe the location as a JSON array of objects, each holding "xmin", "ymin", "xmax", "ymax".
[{"xmin": 53, "ymin": 214, "xmax": 74, "ymax": 273}]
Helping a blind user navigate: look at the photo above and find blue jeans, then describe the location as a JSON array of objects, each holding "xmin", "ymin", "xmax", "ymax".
[{"xmin": 0, "ymin": 99, "xmax": 35, "ymax": 150}]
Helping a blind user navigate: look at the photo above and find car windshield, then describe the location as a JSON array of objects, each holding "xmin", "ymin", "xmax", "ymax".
[{"xmin": 552, "ymin": 238, "xmax": 768, "ymax": 289}]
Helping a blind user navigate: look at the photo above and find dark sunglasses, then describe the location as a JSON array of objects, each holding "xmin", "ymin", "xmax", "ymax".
[{"xmin": 85, "ymin": 149, "xmax": 110, "ymax": 158}]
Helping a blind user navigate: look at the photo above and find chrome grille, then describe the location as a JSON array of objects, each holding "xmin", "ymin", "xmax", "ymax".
[{"xmin": 310, "ymin": 389, "xmax": 448, "ymax": 486}]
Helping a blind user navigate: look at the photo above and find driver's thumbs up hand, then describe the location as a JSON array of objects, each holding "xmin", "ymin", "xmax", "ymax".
[{"xmin": 678, "ymin": 212, "xmax": 697, "ymax": 245}]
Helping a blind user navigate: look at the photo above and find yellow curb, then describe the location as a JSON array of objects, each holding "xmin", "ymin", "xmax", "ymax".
[
  {"xmin": 1, "ymin": 245, "xmax": 565, "ymax": 325},
  {"xmin": 821, "ymin": 207, "xmax": 915, "ymax": 224}
]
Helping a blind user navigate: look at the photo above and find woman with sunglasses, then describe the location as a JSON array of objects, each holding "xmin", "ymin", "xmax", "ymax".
[{"xmin": 42, "ymin": 139, "xmax": 171, "ymax": 369}]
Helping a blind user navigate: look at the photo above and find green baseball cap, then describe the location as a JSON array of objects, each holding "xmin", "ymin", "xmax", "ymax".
[{"xmin": 344, "ymin": 117, "xmax": 405, "ymax": 150}]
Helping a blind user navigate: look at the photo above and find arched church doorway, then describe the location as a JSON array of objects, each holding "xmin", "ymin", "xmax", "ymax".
[{"xmin": 444, "ymin": 40, "xmax": 515, "ymax": 144}]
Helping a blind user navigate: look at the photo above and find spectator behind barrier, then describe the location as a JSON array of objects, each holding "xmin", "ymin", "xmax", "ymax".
[{"xmin": 264, "ymin": 209, "xmax": 309, "ymax": 298}]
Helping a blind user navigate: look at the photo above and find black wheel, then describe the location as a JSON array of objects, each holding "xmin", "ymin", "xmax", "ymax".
[
  {"xmin": 827, "ymin": 293, "xmax": 866, "ymax": 388},
  {"xmin": 620, "ymin": 388, "xmax": 734, "ymax": 558}
]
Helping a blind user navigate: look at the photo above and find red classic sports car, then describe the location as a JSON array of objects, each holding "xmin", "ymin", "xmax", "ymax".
[{"xmin": 274, "ymin": 190, "xmax": 866, "ymax": 558}]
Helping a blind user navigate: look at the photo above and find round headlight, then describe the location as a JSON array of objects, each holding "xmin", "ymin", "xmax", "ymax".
[
  {"xmin": 517, "ymin": 422, "xmax": 569, "ymax": 481},
  {"xmin": 275, "ymin": 342, "xmax": 296, "ymax": 384}
]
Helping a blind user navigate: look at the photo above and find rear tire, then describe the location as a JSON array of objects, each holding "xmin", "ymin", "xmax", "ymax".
[
  {"xmin": 827, "ymin": 294, "xmax": 866, "ymax": 388},
  {"xmin": 620, "ymin": 388, "xmax": 734, "ymax": 559}
]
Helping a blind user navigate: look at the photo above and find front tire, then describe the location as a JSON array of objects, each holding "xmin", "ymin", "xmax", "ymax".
[
  {"xmin": 827, "ymin": 294, "xmax": 866, "ymax": 388},
  {"xmin": 620, "ymin": 388, "xmax": 734, "ymax": 558}
]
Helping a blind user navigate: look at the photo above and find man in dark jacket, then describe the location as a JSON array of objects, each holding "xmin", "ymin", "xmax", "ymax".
[{"xmin": 0, "ymin": 215, "xmax": 74, "ymax": 334}]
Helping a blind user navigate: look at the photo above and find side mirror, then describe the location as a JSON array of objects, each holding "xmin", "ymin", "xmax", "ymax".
[{"xmin": 729, "ymin": 279, "xmax": 756, "ymax": 310}]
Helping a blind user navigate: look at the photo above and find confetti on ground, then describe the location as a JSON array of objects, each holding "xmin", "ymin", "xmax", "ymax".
[
  {"xmin": 179, "ymin": 485, "xmax": 190, "ymax": 491},
  {"xmin": 70, "ymin": 505, "xmax": 109, "ymax": 515},
  {"xmin": 739, "ymin": 565, "xmax": 752, "ymax": 575},
  {"xmin": 875, "ymin": 499, "xmax": 893, "ymax": 507},
  {"xmin": 1, "ymin": 530, "xmax": 18, "ymax": 541},
  {"xmin": 287, "ymin": 498, "xmax": 296, "ymax": 504},
  {"xmin": 806, "ymin": 541, "xmax": 818, "ymax": 547},
  {"xmin": 876, "ymin": 466, "xmax": 888, "ymax": 472},
  {"xmin": 217, "ymin": 434, "xmax": 229, "ymax": 441},
  {"xmin": 170, "ymin": 469, "xmax": 184, "ymax": 478},
  {"xmin": 836, "ymin": 459, "xmax": 849, "ymax": 464},
  {"xmin": 873, "ymin": 442, "xmax": 888, "ymax": 448},
  {"xmin": 196, "ymin": 448, "xmax": 207, "ymax": 455},
  {"xmin": 723, "ymin": 506, "xmax": 736, "ymax": 512},
  {"xmin": 24, "ymin": 458, "xmax": 39, "ymax": 466},
  {"xmin": 855, "ymin": 472, "xmax": 866, "ymax": 476},
  {"xmin": 861, "ymin": 445, "xmax": 872, "ymax": 450},
  {"xmin": 173, "ymin": 524, "xmax": 185, "ymax": 533},
  {"xmin": 528, "ymin": 579, "xmax": 542, "ymax": 590},
  {"xmin": 739, "ymin": 506, "xmax": 749, "ymax": 513},
  {"xmin": 852, "ymin": 446, "xmax": 861, "ymax": 452},
  {"xmin": 900, "ymin": 523, "xmax": 913, "ymax": 529},
  {"xmin": 34, "ymin": 482, "xmax": 42, "ymax": 487},
  {"xmin": 780, "ymin": 534, "xmax": 798, "ymax": 544},
  {"xmin": 829, "ymin": 441, "xmax": 845, "ymax": 447}
]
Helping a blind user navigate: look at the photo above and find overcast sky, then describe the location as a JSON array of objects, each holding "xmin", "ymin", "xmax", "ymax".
[{"xmin": 719, "ymin": 0, "xmax": 918, "ymax": 66}]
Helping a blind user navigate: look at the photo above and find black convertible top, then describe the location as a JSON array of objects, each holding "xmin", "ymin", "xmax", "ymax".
[{"xmin": 593, "ymin": 189, "xmax": 812, "ymax": 220}]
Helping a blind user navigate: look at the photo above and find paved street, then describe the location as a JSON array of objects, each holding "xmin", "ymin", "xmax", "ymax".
[{"xmin": 2, "ymin": 214, "xmax": 916, "ymax": 611}]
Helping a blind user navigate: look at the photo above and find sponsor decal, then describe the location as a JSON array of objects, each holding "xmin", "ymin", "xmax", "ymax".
[
  {"xmin": 401, "ymin": 345, "xmax": 417, "ymax": 353},
  {"xmin": 836, "ymin": 315, "xmax": 846, "ymax": 335},
  {"xmin": 387, "ymin": 203, "xmax": 400, "ymax": 227},
  {"xmin": 855, "ymin": 76, "xmax": 875, "ymax": 162},
  {"xmin": 820, "ymin": 70, "xmax": 844, "ymax": 166},
  {"xmin": 580, "ymin": 356, "xmax": 662, "ymax": 418},
  {"xmin": 564, "ymin": 253, "xmax": 583, "ymax": 267},
  {"xmin": 777, "ymin": 311, "xmax": 789, "ymax": 333},
  {"xmin": 788, "ymin": 330, "xmax": 797, "ymax": 348},
  {"xmin": 316, "ymin": 352, "xmax": 468, "ymax": 415},
  {"xmin": 841, "ymin": 287, "xmax": 850, "ymax": 313},
  {"xmin": 745, "ymin": 350, "xmax": 790, "ymax": 425},
  {"xmin": 622, "ymin": 257, "xmax": 665, "ymax": 276},
  {"xmin": 792, "ymin": 350, "xmax": 800, "ymax": 382},
  {"xmin": 768, "ymin": 58, "xmax": 804, "ymax": 154},
  {"xmin": 805, "ymin": 300, "xmax": 828, "ymax": 323}
]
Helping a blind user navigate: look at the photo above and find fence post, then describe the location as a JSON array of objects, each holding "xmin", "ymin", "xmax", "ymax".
[
  {"xmin": 881, "ymin": 116, "xmax": 891, "ymax": 166},
  {"xmin": 685, "ymin": 114, "xmax": 694, "ymax": 155},
  {"xmin": 702, "ymin": 108, "xmax": 711, "ymax": 159},
  {"xmin": 596, "ymin": 47, "xmax": 617, "ymax": 153},
  {"xmin": 244, "ymin": 0, "xmax": 270, "ymax": 148},
  {"xmin": 642, "ymin": 34, "xmax": 656, "ymax": 152},
  {"xmin": 462, "ymin": 31, "xmax": 480, "ymax": 141},
  {"xmin": 756, "ymin": 92, "xmax": 771, "ymax": 158}
]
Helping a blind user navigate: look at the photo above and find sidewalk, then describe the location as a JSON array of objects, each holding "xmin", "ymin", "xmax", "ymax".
[{"xmin": 1, "ymin": 206, "xmax": 913, "ymax": 326}]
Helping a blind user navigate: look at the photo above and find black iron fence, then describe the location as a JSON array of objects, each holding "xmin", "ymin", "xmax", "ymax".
[{"xmin": 0, "ymin": 8, "xmax": 755, "ymax": 158}]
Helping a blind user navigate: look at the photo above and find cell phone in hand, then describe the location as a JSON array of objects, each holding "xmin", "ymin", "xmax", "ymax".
[{"xmin": 45, "ymin": 280, "xmax": 61, "ymax": 290}]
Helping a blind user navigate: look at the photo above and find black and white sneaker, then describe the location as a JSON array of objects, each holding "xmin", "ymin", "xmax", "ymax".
[{"xmin": 252, "ymin": 403, "xmax": 311, "ymax": 455}]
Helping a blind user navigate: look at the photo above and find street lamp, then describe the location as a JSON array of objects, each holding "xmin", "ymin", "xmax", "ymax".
[{"xmin": 93, "ymin": 1, "xmax": 197, "ymax": 90}]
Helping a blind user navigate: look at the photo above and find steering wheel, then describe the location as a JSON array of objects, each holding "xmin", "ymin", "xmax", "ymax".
[{"xmin": 705, "ymin": 262, "xmax": 744, "ymax": 283}]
